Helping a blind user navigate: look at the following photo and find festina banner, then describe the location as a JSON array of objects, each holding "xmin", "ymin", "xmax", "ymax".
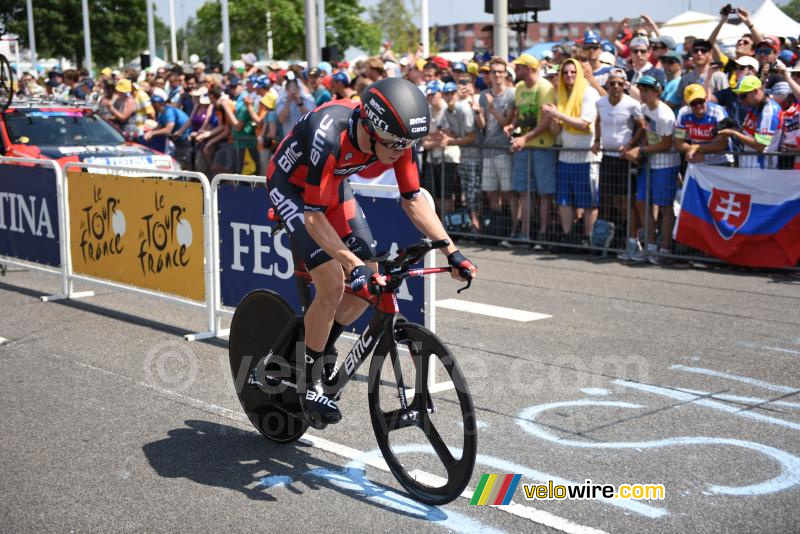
[{"xmin": 674, "ymin": 164, "xmax": 800, "ymax": 268}]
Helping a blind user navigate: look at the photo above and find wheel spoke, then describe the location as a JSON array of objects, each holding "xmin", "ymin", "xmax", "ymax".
[
  {"xmin": 378, "ymin": 408, "xmax": 418, "ymax": 432},
  {"xmin": 421, "ymin": 412, "xmax": 457, "ymax": 473}
]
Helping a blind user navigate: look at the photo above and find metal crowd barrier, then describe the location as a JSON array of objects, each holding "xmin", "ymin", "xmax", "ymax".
[
  {"xmin": 422, "ymin": 144, "xmax": 800, "ymax": 269},
  {"xmin": 59, "ymin": 162, "xmax": 217, "ymax": 340}
]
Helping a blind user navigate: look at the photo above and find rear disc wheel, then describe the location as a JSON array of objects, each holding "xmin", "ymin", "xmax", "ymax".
[{"xmin": 229, "ymin": 290, "xmax": 308, "ymax": 443}]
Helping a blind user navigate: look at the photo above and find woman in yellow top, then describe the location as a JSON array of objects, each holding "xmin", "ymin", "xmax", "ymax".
[{"xmin": 542, "ymin": 58, "xmax": 601, "ymax": 245}]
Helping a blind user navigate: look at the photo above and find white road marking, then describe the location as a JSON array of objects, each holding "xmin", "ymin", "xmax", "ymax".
[
  {"xmin": 671, "ymin": 365, "xmax": 800, "ymax": 394},
  {"xmin": 614, "ymin": 380, "xmax": 800, "ymax": 432},
  {"xmin": 37, "ymin": 350, "xmax": 609, "ymax": 533},
  {"xmin": 436, "ymin": 299, "xmax": 551, "ymax": 322},
  {"xmin": 0, "ymin": 337, "xmax": 7, "ymax": 345}
]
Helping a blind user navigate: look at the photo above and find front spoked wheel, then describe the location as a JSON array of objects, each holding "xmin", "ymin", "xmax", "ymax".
[{"xmin": 368, "ymin": 323, "xmax": 477, "ymax": 505}]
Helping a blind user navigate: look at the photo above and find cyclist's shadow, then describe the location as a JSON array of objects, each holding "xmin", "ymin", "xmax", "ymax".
[{"xmin": 142, "ymin": 419, "xmax": 452, "ymax": 519}]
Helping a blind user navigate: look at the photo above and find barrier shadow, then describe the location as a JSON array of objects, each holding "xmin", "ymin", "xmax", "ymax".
[{"xmin": 142, "ymin": 419, "xmax": 454, "ymax": 520}]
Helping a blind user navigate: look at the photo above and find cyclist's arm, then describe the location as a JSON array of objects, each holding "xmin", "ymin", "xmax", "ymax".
[{"xmin": 401, "ymin": 195, "xmax": 458, "ymax": 257}]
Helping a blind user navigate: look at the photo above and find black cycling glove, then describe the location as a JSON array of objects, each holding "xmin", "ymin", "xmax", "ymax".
[
  {"xmin": 447, "ymin": 250, "xmax": 476, "ymax": 278},
  {"xmin": 349, "ymin": 264, "xmax": 375, "ymax": 293}
]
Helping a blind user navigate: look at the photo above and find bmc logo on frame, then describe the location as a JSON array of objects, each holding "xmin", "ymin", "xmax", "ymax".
[{"xmin": 469, "ymin": 474, "xmax": 521, "ymax": 506}]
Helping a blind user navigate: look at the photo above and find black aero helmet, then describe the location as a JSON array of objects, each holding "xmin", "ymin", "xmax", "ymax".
[{"xmin": 360, "ymin": 78, "xmax": 430, "ymax": 150}]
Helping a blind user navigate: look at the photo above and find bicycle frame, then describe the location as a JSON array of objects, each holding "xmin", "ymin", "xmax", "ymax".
[{"xmin": 257, "ymin": 261, "xmax": 451, "ymax": 400}]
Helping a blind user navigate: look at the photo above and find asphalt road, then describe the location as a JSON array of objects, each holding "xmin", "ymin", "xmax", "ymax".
[{"xmin": 1, "ymin": 245, "xmax": 799, "ymax": 533}]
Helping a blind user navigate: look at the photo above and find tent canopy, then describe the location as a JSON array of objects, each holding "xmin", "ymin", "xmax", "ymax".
[
  {"xmin": 659, "ymin": 1, "xmax": 800, "ymax": 46},
  {"xmin": 751, "ymin": 0, "xmax": 800, "ymax": 39}
]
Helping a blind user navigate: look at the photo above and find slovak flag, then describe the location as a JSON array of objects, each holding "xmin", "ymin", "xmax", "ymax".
[{"xmin": 674, "ymin": 164, "xmax": 800, "ymax": 268}]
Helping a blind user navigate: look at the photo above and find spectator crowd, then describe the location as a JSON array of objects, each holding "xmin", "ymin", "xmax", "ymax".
[{"xmin": 13, "ymin": 7, "xmax": 800, "ymax": 264}]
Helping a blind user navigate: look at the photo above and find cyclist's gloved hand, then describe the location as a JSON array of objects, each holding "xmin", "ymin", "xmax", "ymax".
[
  {"xmin": 447, "ymin": 250, "xmax": 477, "ymax": 280},
  {"xmin": 349, "ymin": 264, "xmax": 375, "ymax": 293}
]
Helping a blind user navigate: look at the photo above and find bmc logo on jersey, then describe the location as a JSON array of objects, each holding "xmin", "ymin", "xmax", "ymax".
[
  {"xmin": 310, "ymin": 115, "xmax": 334, "ymax": 166},
  {"xmin": 410, "ymin": 117, "xmax": 427, "ymax": 125},
  {"xmin": 709, "ymin": 188, "xmax": 751, "ymax": 240}
]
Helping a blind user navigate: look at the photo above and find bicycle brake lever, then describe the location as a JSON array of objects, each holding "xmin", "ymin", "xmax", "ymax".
[{"xmin": 456, "ymin": 278, "xmax": 472, "ymax": 294}]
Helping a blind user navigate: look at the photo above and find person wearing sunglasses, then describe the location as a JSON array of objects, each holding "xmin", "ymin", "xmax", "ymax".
[
  {"xmin": 706, "ymin": 6, "xmax": 762, "ymax": 87},
  {"xmin": 720, "ymin": 75, "xmax": 784, "ymax": 169},
  {"xmin": 626, "ymin": 37, "xmax": 667, "ymax": 103},
  {"xmin": 266, "ymin": 77, "xmax": 477, "ymax": 425},
  {"xmin": 674, "ymin": 84, "xmax": 733, "ymax": 166},
  {"xmin": 673, "ymin": 39, "xmax": 730, "ymax": 110},
  {"xmin": 709, "ymin": 56, "xmax": 759, "ymax": 139},
  {"xmin": 594, "ymin": 68, "xmax": 645, "ymax": 261},
  {"xmin": 754, "ymin": 36, "xmax": 786, "ymax": 90}
]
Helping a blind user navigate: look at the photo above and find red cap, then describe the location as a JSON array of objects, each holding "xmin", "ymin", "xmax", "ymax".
[
  {"xmin": 431, "ymin": 56, "xmax": 449, "ymax": 70},
  {"xmin": 757, "ymin": 36, "xmax": 780, "ymax": 52}
]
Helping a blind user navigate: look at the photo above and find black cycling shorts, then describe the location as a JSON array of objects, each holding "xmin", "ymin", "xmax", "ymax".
[{"xmin": 268, "ymin": 172, "xmax": 377, "ymax": 271}]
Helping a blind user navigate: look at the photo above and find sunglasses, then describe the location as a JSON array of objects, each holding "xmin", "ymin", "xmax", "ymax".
[
  {"xmin": 689, "ymin": 99, "xmax": 705, "ymax": 107},
  {"xmin": 652, "ymin": 44, "xmax": 667, "ymax": 50},
  {"xmin": 692, "ymin": 48, "xmax": 710, "ymax": 54},
  {"xmin": 607, "ymin": 81, "xmax": 625, "ymax": 87},
  {"xmin": 365, "ymin": 121, "xmax": 420, "ymax": 150},
  {"xmin": 583, "ymin": 45, "xmax": 600, "ymax": 50},
  {"xmin": 734, "ymin": 65, "xmax": 749, "ymax": 71},
  {"xmin": 755, "ymin": 49, "xmax": 774, "ymax": 55},
  {"xmin": 738, "ymin": 91, "xmax": 754, "ymax": 100},
  {"xmin": 631, "ymin": 49, "xmax": 649, "ymax": 55},
  {"xmin": 491, "ymin": 70, "xmax": 507, "ymax": 75},
  {"xmin": 737, "ymin": 40, "xmax": 752, "ymax": 46},
  {"xmin": 457, "ymin": 79, "xmax": 470, "ymax": 85}
]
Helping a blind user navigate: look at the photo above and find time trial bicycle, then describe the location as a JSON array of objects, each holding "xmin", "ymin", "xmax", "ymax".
[{"xmin": 228, "ymin": 213, "xmax": 477, "ymax": 505}]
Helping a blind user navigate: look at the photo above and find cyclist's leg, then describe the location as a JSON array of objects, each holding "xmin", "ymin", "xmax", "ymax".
[{"xmin": 327, "ymin": 180, "xmax": 378, "ymax": 328}]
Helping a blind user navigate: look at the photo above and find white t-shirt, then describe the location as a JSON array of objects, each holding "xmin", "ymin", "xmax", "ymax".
[
  {"xmin": 559, "ymin": 86, "xmax": 601, "ymax": 163},
  {"xmin": 596, "ymin": 94, "xmax": 643, "ymax": 152},
  {"xmin": 641, "ymin": 101, "xmax": 680, "ymax": 169}
]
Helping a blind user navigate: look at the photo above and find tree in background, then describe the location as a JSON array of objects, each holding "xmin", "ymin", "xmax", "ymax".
[
  {"xmin": 325, "ymin": 0, "xmax": 382, "ymax": 57},
  {"xmin": 5, "ymin": 0, "xmax": 169, "ymax": 68},
  {"xmin": 0, "ymin": 0, "xmax": 26, "ymax": 37},
  {"xmin": 780, "ymin": 0, "xmax": 800, "ymax": 22},
  {"xmin": 187, "ymin": 0, "xmax": 379, "ymax": 65},
  {"xmin": 369, "ymin": 0, "xmax": 421, "ymax": 56}
]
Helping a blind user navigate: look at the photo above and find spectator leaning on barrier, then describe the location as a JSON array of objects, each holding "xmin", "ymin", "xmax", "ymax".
[
  {"xmin": 421, "ymin": 80, "xmax": 452, "ymax": 214},
  {"xmin": 722, "ymin": 75, "xmax": 784, "ymax": 169},
  {"xmin": 477, "ymin": 56, "xmax": 516, "ymax": 235},
  {"xmin": 622, "ymin": 75, "xmax": 680, "ymax": 264},
  {"xmin": 437, "ymin": 81, "xmax": 475, "ymax": 216},
  {"xmin": 197, "ymin": 85, "xmax": 234, "ymax": 176},
  {"xmin": 506, "ymin": 54, "xmax": 556, "ymax": 244},
  {"xmin": 594, "ymin": 67, "xmax": 644, "ymax": 258},
  {"xmin": 711, "ymin": 55, "xmax": 759, "ymax": 133},
  {"xmin": 219, "ymin": 78, "xmax": 260, "ymax": 175},
  {"xmin": 674, "ymin": 84, "xmax": 733, "ymax": 166},
  {"xmin": 454, "ymin": 67, "xmax": 483, "ymax": 233},
  {"xmin": 145, "ymin": 89, "xmax": 191, "ymax": 164},
  {"xmin": 544, "ymin": 57, "xmax": 601, "ymax": 246}
]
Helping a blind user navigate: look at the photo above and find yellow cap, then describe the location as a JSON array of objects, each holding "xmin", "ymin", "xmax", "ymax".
[
  {"xmin": 512, "ymin": 54, "xmax": 539, "ymax": 70},
  {"xmin": 115, "ymin": 79, "xmax": 132, "ymax": 93},
  {"xmin": 732, "ymin": 75, "xmax": 763, "ymax": 94},
  {"xmin": 260, "ymin": 91, "xmax": 278, "ymax": 110},
  {"xmin": 415, "ymin": 58, "xmax": 427, "ymax": 71},
  {"xmin": 101, "ymin": 67, "xmax": 112, "ymax": 77},
  {"xmin": 467, "ymin": 62, "xmax": 479, "ymax": 75},
  {"xmin": 683, "ymin": 84, "xmax": 706, "ymax": 105}
]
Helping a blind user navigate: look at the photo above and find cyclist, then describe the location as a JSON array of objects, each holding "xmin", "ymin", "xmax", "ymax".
[{"xmin": 266, "ymin": 77, "xmax": 478, "ymax": 426}]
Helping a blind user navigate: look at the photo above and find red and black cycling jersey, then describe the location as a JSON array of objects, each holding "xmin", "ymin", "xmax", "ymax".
[{"xmin": 266, "ymin": 99, "xmax": 420, "ymax": 213}]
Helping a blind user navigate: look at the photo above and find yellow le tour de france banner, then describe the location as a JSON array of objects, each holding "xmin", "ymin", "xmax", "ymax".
[{"xmin": 67, "ymin": 172, "xmax": 204, "ymax": 301}]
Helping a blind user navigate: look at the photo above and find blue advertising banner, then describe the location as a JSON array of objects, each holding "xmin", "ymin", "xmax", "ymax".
[
  {"xmin": 217, "ymin": 183, "xmax": 426, "ymax": 330},
  {"xmin": 0, "ymin": 164, "xmax": 60, "ymax": 266}
]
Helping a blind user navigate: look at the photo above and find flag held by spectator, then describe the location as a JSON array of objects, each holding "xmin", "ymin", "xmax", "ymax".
[{"xmin": 674, "ymin": 164, "xmax": 800, "ymax": 268}]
